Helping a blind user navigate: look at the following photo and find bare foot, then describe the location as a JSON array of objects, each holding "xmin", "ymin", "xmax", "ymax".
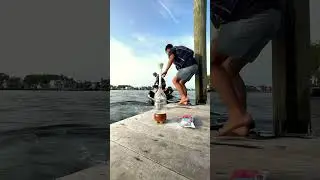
[
  {"xmin": 180, "ymin": 101, "xmax": 190, "ymax": 105},
  {"xmin": 178, "ymin": 97, "xmax": 189, "ymax": 104},
  {"xmin": 227, "ymin": 126, "xmax": 249, "ymax": 136},
  {"xmin": 230, "ymin": 120, "xmax": 256, "ymax": 136},
  {"xmin": 219, "ymin": 114, "xmax": 250, "ymax": 136},
  {"xmin": 217, "ymin": 113, "xmax": 253, "ymax": 136}
]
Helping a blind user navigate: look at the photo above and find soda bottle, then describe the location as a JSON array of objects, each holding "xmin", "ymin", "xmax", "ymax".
[{"xmin": 154, "ymin": 63, "xmax": 167, "ymax": 123}]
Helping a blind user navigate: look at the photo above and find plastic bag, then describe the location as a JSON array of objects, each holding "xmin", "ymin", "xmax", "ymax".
[
  {"xmin": 179, "ymin": 115, "xmax": 195, "ymax": 128},
  {"xmin": 230, "ymin": 169, "xmax": 269, "ymax": 180}
]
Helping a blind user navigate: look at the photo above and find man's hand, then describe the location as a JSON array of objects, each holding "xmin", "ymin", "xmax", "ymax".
[{"xmin": 162, "ymin": 70, "xmax": 167, "ymax": 77}]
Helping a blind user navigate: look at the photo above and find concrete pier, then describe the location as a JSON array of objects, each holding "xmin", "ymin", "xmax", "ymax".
[{"xmin": 57, "ymin": 103, "xmax": 210, "ymax": 180}]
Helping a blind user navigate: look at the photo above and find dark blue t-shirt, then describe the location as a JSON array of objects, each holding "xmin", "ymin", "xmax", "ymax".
[
  {"xmin": 168, "ymin": 46, "xmax": 197, "ymax": 70},
  {"xmin": 211, "ymin": 0, "xmax": 280, "ymax": 29}
]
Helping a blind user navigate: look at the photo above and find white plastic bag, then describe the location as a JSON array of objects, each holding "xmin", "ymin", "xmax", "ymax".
[{"xmin": 179, "ymin": 115, "xmax": 195, "ymax": 128}]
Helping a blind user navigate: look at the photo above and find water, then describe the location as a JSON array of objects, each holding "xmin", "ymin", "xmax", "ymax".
[
  {"xmin": 110, "ymin": 90, "xmax": 196, "ymax": 123},
  {"xmin": 1, "ymin": 90, "xmax": 316, "ymax": 179},
  {"xmin": 211, "ymin": 92, "xmax": 274, "ymax": 132},
  {"xmin": 0, "ymin": 91, "xmax": 108, "ymax": 180},
  {"xmin": 110, "ymin": 90, "xmax": 274, "ymax": 131}
]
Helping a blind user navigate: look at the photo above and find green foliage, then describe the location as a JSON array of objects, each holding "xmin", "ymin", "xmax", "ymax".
[
  {"xmin": 0, "ymin": 73, "xmax": 110, "ymax": 91},
  {"xmin": 23, "ymin": 74, "xmax": 69, "ymax": 86},
  {"xmin": 0, "ymin": 73, "xmax": 9, "ymax": 83},
  {"xmin": 6, "ymin": 77, "xmax": 22, "ymax": 88}
]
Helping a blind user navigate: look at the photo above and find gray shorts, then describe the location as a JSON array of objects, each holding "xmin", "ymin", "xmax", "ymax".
[
  {"xmin": 177, "ymin": 64, "xmax": 198, "ymax": 82},
  {"xmin": 215, "ymin": 8, "xmax": 282, "ymax": 65}
]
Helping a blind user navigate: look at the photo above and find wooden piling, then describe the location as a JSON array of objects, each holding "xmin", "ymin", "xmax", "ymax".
[
  {"xmin": 272, "ymin": 0, "xmax": 311, "ymax": 136},
  {"xmin": 194, "ymin": 0, "xmax": 207, "ymax": 105}
]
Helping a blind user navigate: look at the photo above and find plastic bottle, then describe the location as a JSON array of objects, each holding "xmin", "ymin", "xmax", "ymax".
[{"xmin": 153, "ymin": 63, "xmax": 167, "ymax": 123}]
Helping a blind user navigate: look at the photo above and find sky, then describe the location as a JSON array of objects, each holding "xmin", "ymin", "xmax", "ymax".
[
  {"xmin": 110, "ymin": 0, "xmax": 210, "ymax": 88},
  {"xmin": 0, "ymin": 1, "xmax": 319, "ymax": 85},
  {"xmin": 111, "ymin": 0, "xmax": 320, "ymax": 87},
  {"xmin": 0, "ymin": 0, "xmax": 108, "ymax": 81}
]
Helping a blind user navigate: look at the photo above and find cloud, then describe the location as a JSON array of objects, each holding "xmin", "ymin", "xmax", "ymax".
[
  {"xmin": 110, "ymin": 38, "xmax": 166, "ymax": 87},
  {"xmin": 131, "ymin": 33, "xmax": 147, "ymax": 42},
  {"xmin": 110, "ymin": 34, "xmax": 210, "ymax": 88},
  {"xmin": 158, "ymin": 0, "xmax": 193, "ymax": 18},
  {"xmin": 157, "ymin": 0, "xmax": 179, "ymax": 24}
]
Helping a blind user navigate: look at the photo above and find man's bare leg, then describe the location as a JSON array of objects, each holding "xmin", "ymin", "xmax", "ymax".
[
  {"xmin": 180, "ymin": 80, "xmax": 188, "ymax": 97},
  {"xmin": 230, "ymin": 74, "xmax": 250, "ymax": 135},
  {"xmin": 223, "ymin": 58, "xmax": 247, "ymax": 110},
  {"xmin": 172, "ymin": 77, "xmax": 187, "ymax": 101},
  {"xmin": 211, "ymin": 46, "xmax": 252, "ymax": 136},
  {"xmin": 178, "ymin": 80, "xmax": 189, "ymax": 104},
  {"xmin": 234, "ymin": 75, "xmax": 247, "ymax": 109},
  {"xmin": 223, "ymin": 58, "xmax": 249, "ymax": 136}
]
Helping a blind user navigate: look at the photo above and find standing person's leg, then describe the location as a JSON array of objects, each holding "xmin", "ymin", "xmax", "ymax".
[
  {"xmin": 212, "ymin": 9, "xmax": 282, "ymax": 136},
  {"xmin": 223, "ymin": 58, "xmax": 248, "ymax": 110},
  {"xmin": 211, "ymin": 43, "xmax": 252, "ymax": 136},
  {"xmin": 172, "ymin": 76, "xmax": 186, "ymax": 101},
  {"xmin": 222, "ymin": 58, "xmax": 249, "ymax": 135},
  {"xmin": 177, "ymin": 80, "xmax": 188, "ymax": 104},
  {"xmin": 180, "ymin": 80, "xmax": 188, "ymax": 98},
  {"xmin": 176, "ymin": 64, "xmax": 198, "ymax": 104}
]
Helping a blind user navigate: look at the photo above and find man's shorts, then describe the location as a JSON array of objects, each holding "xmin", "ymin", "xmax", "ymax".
[
  {"xmin": 214, "ymin": 8, "xmax": 282, "ymax": 65},
  {"xmin": 177, "ymin": 64, "xmax": 198, "ymax": 83}
]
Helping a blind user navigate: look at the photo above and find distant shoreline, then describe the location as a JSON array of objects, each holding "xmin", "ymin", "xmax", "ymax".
[
  {"xmin": 0, "ymin": 89, "xmax": 273, "ymax": 93},
  {"xmin": 0, "ymin": 89, "xmax": 109, "ymax": 91},
  {"xmin": 109, "ymin": 89, "xmax": 272, "ymax": 93}
]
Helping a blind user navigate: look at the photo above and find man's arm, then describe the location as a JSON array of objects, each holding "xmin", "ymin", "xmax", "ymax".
[{"xmin": 163, "ymin": 54, "xmax": 175, "ymax": 74}]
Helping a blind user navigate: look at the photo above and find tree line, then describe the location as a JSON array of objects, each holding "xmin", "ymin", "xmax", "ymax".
[{"xmin": 0, "ymin": 73, "xmax": 110, "ymax": 91}]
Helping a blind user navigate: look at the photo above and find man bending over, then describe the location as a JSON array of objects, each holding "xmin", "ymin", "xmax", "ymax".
[
  {"xmin": 211, "ymin": 0, "xmax": 281, "ymax": 136},
  {"xmin": 162, "ymin": 44, "xmax": 198, "ymax": 105}
]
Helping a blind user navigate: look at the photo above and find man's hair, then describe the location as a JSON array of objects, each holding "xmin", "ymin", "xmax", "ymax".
[{"xmin": 165, "ymin": 44, "xmax": 173, "ymax": 51}]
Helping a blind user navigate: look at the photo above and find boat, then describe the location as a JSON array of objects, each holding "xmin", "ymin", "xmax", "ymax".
[{"xmin": 147, "ymin": 87, "xmax": 174, "ymax": 105}]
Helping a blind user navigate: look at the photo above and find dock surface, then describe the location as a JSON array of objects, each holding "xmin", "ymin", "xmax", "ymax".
[
  {"xmin": 211, "ymin": 136, "xmax": 320, "ymax": 180},
  {"xmin": 211, "ymin": 98, "xmax": 320, "ymax": 180},
  {"xmin": 110, "ymin": 104, "xmax": 210, "ymax": 180},
  {"xmin": 57, "ymin": 103, "xmax": 210, "ymax": 180},
  {"xmin": 58, "ymin": 98, "xmax": 320, "ymax": 180}
]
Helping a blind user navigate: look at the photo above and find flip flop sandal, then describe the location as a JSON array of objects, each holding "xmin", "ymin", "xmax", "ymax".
[
  {"xmin": 213, "ymin": 129, "xmax": 244, "ymax": 137},
  {"xmin": 215, "ymin": 120, "xmax": 256, "ymax": 137},
  {"xmin": 177, "ymin": 100, "xmax": 190, "ymax": 103},
  {"xmin": 216, "ymin": 120, "xmax": 256, "ymax": 131},
  {"xmin": 213, "ymin": 130, "xmax": 258, "ymax": 139},
  {"xmin": 178, "ymin": 102, "xmax": 192, "ymax": 106}
]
